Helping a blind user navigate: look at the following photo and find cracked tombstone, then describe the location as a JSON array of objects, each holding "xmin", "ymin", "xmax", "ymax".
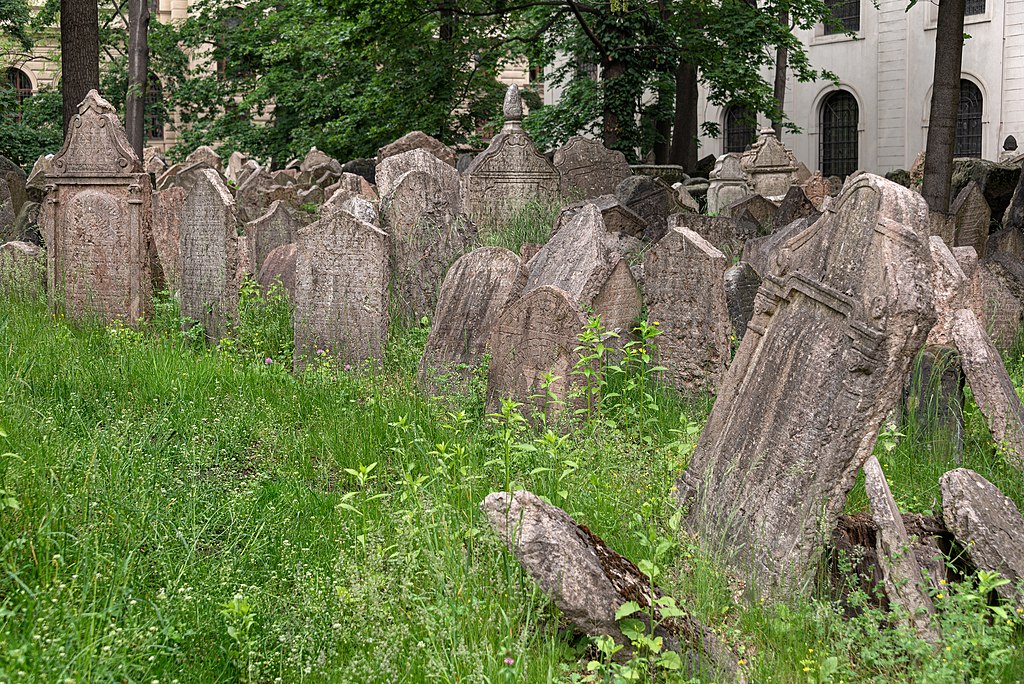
[
  {"xmin": 724, "ymin": 261, "xmax": 761, "ymax": 341},
  {"xmin": 643, "ymin": 225, "xmax": 730, "ymax": 396},
  {"xmin": 179, "ymin": 168, "xmax": 238, "ymax": 341},
  {"xmin": 41, "ymin": 90, "xmax": 153, "ymax": 324},
  {"xmin": 553, "ymin": 136, "xmax": 631, "ymax": 200},
  {"xmin": 675, "ymin": 173, "xmax": 936, "ymax": 598},
  {"xmin": 527, "ymin": 203, "xmax": 642, "ymax": 336},
  {"xmin": 382, "ymin": 163, "xmax": 476, "ymax": 321},
  {"xmin": 463, "ymin": 85, "xmax": 560, "ymax": 228},
  {"xmin": 418, "ymin": 247, "xmax": 528, "ymax": 396},
  {"xmin": 863, "ymin": 455, "xmax": 940, "ymax": 641},
  {"xmin": 486, "ymin": 285, "xmax": 589, "ymax": 421},
  {"xmin": 293, "ymin": 209, "xmax": 389, "ymax": 369},
  {"xmin": 941, "ymin": 469, "xmax": 1024, "ymax": 609},
  {"xmin": 951, "ymin": 180, "xmax": 990, "ymax": 258},
  {"xmin": 481, "ymin": 490, "xmax": 746, "ymax": 682}
]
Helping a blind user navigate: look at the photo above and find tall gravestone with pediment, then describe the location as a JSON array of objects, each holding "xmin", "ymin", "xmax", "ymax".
[
  {"xmin": 41, "ymin": 90, "xmax": 153, "ymax": 323},
  {"xmin": 553, "ymin": 136, "xmax": 631, "ymax": 199},
  {"xmin": 740, "ymin": 129, "xmax": 800, "ymax": 199},
  {"xmin": 676, "ymin": 173, "xmax": 935, "ymax": 599},
  {"xmin": 180, "ymin": 168, "xmax": 238, "ymax": 341},
  {"xmin": 463, "ymin": 85, "xmax": 561, "ymax": 227}
]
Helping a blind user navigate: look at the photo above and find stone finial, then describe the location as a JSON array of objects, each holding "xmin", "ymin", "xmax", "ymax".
[
  {"xmin": 503, "ymin": 84, "xmax": 523, "ymax": 123},
  {"xmin": 79, "ymin": 89, "xmax": 117, "ymax": 116},
  {"xmin": 1005, "ymin": 135, "xmax": 1018, "ymax": 152}
]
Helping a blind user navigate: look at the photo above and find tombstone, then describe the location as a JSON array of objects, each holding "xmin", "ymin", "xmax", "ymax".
[
  {"xmin": 672, "ymin": 183, "xmax": 700, "ymax": 212},
  {"xmin": 179, "ymin": 168, "xmax": 238, "ymax": 340},
  {"xmin": 706, "ymin": 153, "xmax": 750, "ymax": 215},
  {"xmin": 977, "ymin": 258, "xmax": 1024, "ymax": 350},
  {"xmin": 0, "ymin": 241, "xmax": 45, "ymax": 298},
  {"xmin": 675, "ymin": 174, "xmax": 935, "ymax": 598},
  {"xmin": 722, "ymin": 194, "xmax": 777, "ymax": 232},
  {"xmin": 615, "ymin": 175, "xmax": 680, "ymax": 243},
  {"xmin": 376, "ymin": 148, "xmax": 456, "ymax": 199},
  {"xmin": 226, "ymin": 151, "xmax": 248, "ymax": 183},
  {"xmin": 550, "ymin": 194, "xmax": 646, "ymax": 245},
  {"xmin": 643, "ymin": 225, "xmax": 730, "ymax": 395},
  {"xmin": 724, "ymin": 261, "xmax": 761, "ymax": 341},
  {"xmin": 25, "ymin": 154, "xmax": 52, "ymax": 202},
  {"xmin": 245, "ymin": 200, "xmax": 306, "ymax": 275},
  {"xmin": 40, "ymin": 90, "xmax": 153, "ymax": 323},
  {"xmin": 155, "ymin": 163, "xmax": 183, "ymax": 191},
  {"xmin": 234, "ymin": 166, "xmax": 277, "ymax": 225},
  {"xmin": 926, "ymin": 236, "xmax": 970, "ymax": 348},
  {"xmin": 12, "ymin": 200, "xmax": 41, "ymax": 245},
  {"xmin": 340, "ymin": 158, "xmax": 376, "ymax": 185},
  {"xmin": 256, "ymin": 242, "xmax": 296, "ymax": 300},
  {"xmin": 672, "ymin": 214, "xmax": 741, "ymax": 261},
  {"xmin": 325, "ymin": 172, "xmax": 377, "ymax": 203},
  {"xmin": 462, "ymin": 85, "xmax": 560, "ymax": 227},
  {"xmin": 950, "ymin": 180, "xmax": 990, "ymax": 258},
  {"xmin": 418, "ymin": 247, "xmax": 528, "ymax": 394},
  {"xmin": 0, "ymin": 155, "xmax": 27, "ymax": 218},
  {"xmin": 553, "ymin": 136, "xmax": 631, "ymax": 199},
  {"xmin": 383, "ymin": 164, "xmax": 475, "ymax": 321},
  {"xmin": 774, "ymin": 185, "xmax": 819, "ymax": 230},
  {"xmin": 799, "ymin": 172, "xmax": 833, "ymax": 211},
  {"xmin": 904, "ymin": 345, "xmax": 965, "ymax": 457},
  {"xmin": 185, "ymin": 145, "xmax": 222, "ymax": 172},
  {"xmin": 740, "ymin": 129, "xmax": 800, "ymax": 198},
  {"xmin": 941, "ymin": 469, "xmax": 1024, "ymax": 608},
  {"xmin": 300, "ymin": 147, "xmax": 335, "ymax": 172},
  {"xmin": 527, "ymin": 203, "xmax": 642, "ymax": 335},
  {"xmin": 236, "ymin": 159, "xmax": 260, "ymax": 187},
  {"xmin": 0, "ymin": 177, "xmax": 16, "ymax": 242},
  {"xmin": 740, "ymin": 215, "xmax": 816, "ymax": 279},
  {"xmin": 293, "ymin": 210, "xmax": 389, "ymax": 367},
  {"xmin": 377, "ymin": 131, "xmax": 456, "ymax": 168},
  {"xmin": 152, "ymin": 185, "xmax": 186, "ymax": 292},
  {"xmin": 486, "ymin": 285, "xmax": 589, "ymax": 420}
]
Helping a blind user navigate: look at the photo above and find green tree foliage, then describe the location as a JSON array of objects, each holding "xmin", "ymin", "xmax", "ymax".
[
  {"xmin": 0, "ymin": 0, "xmax": 32, "ymax": 48},
  {"xmin": 0, "ymin": 87, "xmax": 63, "ymax": 170}
]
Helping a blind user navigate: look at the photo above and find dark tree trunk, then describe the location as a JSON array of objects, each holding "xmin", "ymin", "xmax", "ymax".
[
  {"xmin": 771, "ymin": 11, "xmax": 789, "ymax": 140},
  {"xmin": 126, "ymin": 0, "xmax": 150, "ymax": 159},
  {"xmin": 601, "ymin": 59, "xmax": 627, "ymax": 150},
  {"xmin": 652, "ymin": 77, "xmax": 673, "ymax": 164},
  {"xmin": 922, "ymin": 0, "xmax": 967, "ymax": 214},
  {"xmin": 60, "ymin": 0, "xmax": 100, "ymax": 135},
  {"xmin": 669, "ymin": 61, "xmax": 697, "ymax": 171}
]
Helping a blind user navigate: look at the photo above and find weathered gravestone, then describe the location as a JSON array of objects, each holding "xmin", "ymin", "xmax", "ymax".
[
  {"xmin": 722, "ymin": 194, "xmax": 778, "ymax": 236},
  {"xmin": 550, "ymin": 194, "xmax": 646, "ymax": 244},
  {"xmin": 40, "ymin": 90, "xmax": 153, "ymax": 323},
  {"xmin": 256, "ymin": 242, "xmax": 296, "ymax": 300},
  {"xmin": 246, "ymin": 200, "xmax": 306, "ymax": 275},
  {"xmin": 904, "ymin": 346, "xmax": 965, "ymax": 458},
  {"xmin": 615, "ymin": 175, "xmax": 679, "ymax": 243},
  {"xmin": 526, "ymin": 203, "xmax": 642, "ymax": 335},
  {"xmin": 300, "ymin": 147, "xmax": 335, "ymax": 172},
  {"xmin": 486, "ymin": 285, "xmax": 589, "ymax": 420},
  {"xmin": 463, "ymin": 85, "xmax": 560, "ymax": 227},
  {"xmin": 418, "ymin": 247, "xmax": 528, "ymax": 395},
  {"xmin": 951, "ymin": 180, "xmax": 990, "ymax": 258},
  {"xmin": 724, "ymin": 261, "xmax": 761, "ymax": 341},
  {"xmin": 977, "ymin": 257, "xmax": 1024, "ymax": 350},
  {"xmin": 25, "ymin": 154, "xmax": 51, "ymax": 202},
  {"xmin": 377, "ymin": 131, "xmax": 456, "ymax": 168},
  {"xmin": 151, "ymin": 185, "xmax": 185, "ymax": 292},
  {"xmin": 553, "ymin": 136, "xmax": 631, "ymax": 200},
  {"xmin": 186, "ymin": 145, "xmax": 222, "ymax": 172},
  {"xmin": 675, "ymin": 173, "xmax": 936, "ymax": 598},
  {"xmin": 800, "ymin": 171, "xmax": 833, "ymax": 211},
  {"xmin": 179, "ymin": 168, "xmax": 238, "ymax": 340},
  {"xmin": 383, "ymin": 164, "xmax": 475, "ymax": 321},
  {"xmin": 0, "ymin": 240, "xmax": 45, "ymax": 298},
  {"xmin": 740, "ymin": 129, "xmax": 800, "ymax": 199},
  {"xmin": 774, "ymin": 185, "xmax": 819, "ymax": 230},
  {"xmin": 643, "ymin": 225, "xmax": 730, "ymax": 395},
  {"xmin": 293, "ymin": 209, "xmax": 389, "ymax": 367},
  {"xmin": 707, "ymin": 153, "xmax": 750, "ymax": 216},
  {"xmin": 941, "ymin": 469, "xmax": 1024, "ymax": 608},
  {"xmin": 740, "ymin": 215, "xmax": 817, "ymax": 279},
  {"xmin": 376, "ymin": 148, "xmax": 455, "ymax": 199},
  {"xmin": 672, "ymin": 214, "xmax": 741, "ymax": 261}
]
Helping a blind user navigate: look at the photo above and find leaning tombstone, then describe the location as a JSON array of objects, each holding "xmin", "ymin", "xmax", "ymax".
[
  {"xmin": 486, "ymin": 285, "xmax": 589, "ymax": 421},
  {"xmin": 245, "ymin": 200, "xmax": 306, "ymax": 276},
  {"xmin": 675, "ymin": 173, "xmax": 935, "ymax": 598},
  {"xmin": 740, "ymin": 128, "xmax": 800, "ymax": 198},
  {"xmin": 256, "ymin": 242, "xmax": 296, "ymax": 301},
  {"xmin": 0, "ymin": 240, "xmax": 45, "ymax": 298},
  {"xmin": 904, "ymin": 346, "xmax": 964, "ymax": 458},
  {"xmin": 377, "ymin": 131, "xmax": 456, "ymax": 168},
  {"xmin": 724, "ymin": 261, "xmax": 761, "ymax": 341},
  {"xmin": 152, "ymin": 185, "xmax": 186, "ymax": 292},
  {"xmin": 800, "ymin": 171, "xmax": 834, "ymax": 210},
  {"xmin": 40, "ymin": 90, "xmax": 153, "ymax": 323},
  {"xmin": 462, "ymin": 85, "xmax": 560, "ymax": 228},
  {"xmin": 299, "ymin": 147, "xmax": 335, "ymax": 172},
  {"xmin": 950, "ymin": 180, "xmax": 990, "ymax": 258},
  {"xmin": 774, "ymin": 185, "xmax": 819, "ymax": 230},
  {"xmin": 293, "ymin": 210, "xmax": 389, "ymax": 368},
  {"xmin": 553, "ymin": 136, "xmax": 631, "ymax": 200},
  {"xmin": 615, "ymin": 175, "xmax": 679, "ymax": 243},
  {"xmin": 721, "ymin": 194, "xmax": 777, "ymax": 232},
  {"xmin": 185, "ymin": 145, "xmax": 222, "ymax": 172},
  {"xmin": 179, "ymin": 168, "xmax": 238, "ymax": 341},
  {"xmin": 418, "ymin": 247, "xmax": 528, "ymax": 395},
  {"xmin": 673, "ymin": 213, "xmax": 741, "ymax": 261},
  {"xmin": 643, "ymin": 225, "xmax": 730, "ymax": 395},
  {"xmin": 706, "ymin": 153, "xmax": 750, "ymax": 215},
  {"xmin": 550, "ymin": 194, "xmax": 646, "ymax": 246},
  {"xmin": 376, "ymin": 147, "xmax": 456, "ymax": 202}
]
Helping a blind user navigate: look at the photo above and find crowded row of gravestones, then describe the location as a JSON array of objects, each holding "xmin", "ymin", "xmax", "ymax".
[{"xmin": 7, "ymin": 86, "xmax": 1024, "ymax": 676}]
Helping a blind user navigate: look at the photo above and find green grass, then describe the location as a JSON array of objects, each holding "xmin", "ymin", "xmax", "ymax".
[{"xmin": 2, "ymin": 282, "xmax": 1024, "ymax": 682}]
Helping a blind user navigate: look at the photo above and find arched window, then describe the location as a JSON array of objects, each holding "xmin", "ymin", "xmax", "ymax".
[
  {"xmin": 723, "ymin": 105, "xmax": 756, "ymax": 153},
  {"xmin": 819, "ymin": 90, "xmax": 859, "ymax": 178},
  {"xmin": 145, "ymin": 76, "xmax": 164, "ymax": 142},
  {"xmin": 956, "ymin": 79, "xmax": 983, "ymax": 158},
  {"xmin": 6, "ymin": 68, "xmax": 32, "ymax": 105},
  {"xmin": 824, "ymin": 0, "xmax": 860, "ymax": 34}
]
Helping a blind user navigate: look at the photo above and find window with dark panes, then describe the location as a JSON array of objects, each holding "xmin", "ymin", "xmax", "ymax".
[
  {"xmin": 824, "ymin": 0, "xmax": 859, "ymax": 34},
  {"xmin": 819, "ymin": 91, "xmax": 859, "ymax": 178},
  {"xmin": 955, "ymin": 80, "xmax": 983, "ymax": 158},
  {"xmin": 965, "ymin": 0, "xmax": 985, "ymax": 16},
  {"xmin": 724, "ymin": 105, "xmax": 756, "ymax": 153},
  {"xmin": 146, "ymin": 76, "xmax": 164, "ymax": 142}
]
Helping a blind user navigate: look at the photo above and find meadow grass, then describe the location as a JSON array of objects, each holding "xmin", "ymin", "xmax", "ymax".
[{"xmin": 1, "ymin": 275, "xmax": 1024, "ymax": 681}]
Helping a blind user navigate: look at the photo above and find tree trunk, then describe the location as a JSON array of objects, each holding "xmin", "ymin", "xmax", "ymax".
[
  {"xmin": 771, "ymin": 11, "xmax": 789, "ymax": 140},
  {"xmin": 60, "ymin": 0, "xmax": 100, "ymax": 135},
  {"xmin": 126, "ymin": 0, "xmax": 150, "ymax": 159},
  {"xmin": 669, "ymin": 61, "xmax": 697, "ymax": 171},
  {"xmin": 601, "ymin": 59, "xmax": 627, "ymax": 151},
  {"xmin": 921, "ymin": 0, "xmax": 967, "ymax": 214},
  {"xmin": 652, "ymin": 76, "xmax": 673, "ymax": 164}
]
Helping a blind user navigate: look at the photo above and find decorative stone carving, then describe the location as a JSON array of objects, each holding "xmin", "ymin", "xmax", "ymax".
[
  {"xmin": 707, "ymin": 153, "xmax": 750, "ymax": 215},
  {"xmin": 740, "ymin": 129, "xmax": 800, "ymax": 198},
  {"xmin": 553, "ymin": 136, "xmax": 631, "ymax": 200}
]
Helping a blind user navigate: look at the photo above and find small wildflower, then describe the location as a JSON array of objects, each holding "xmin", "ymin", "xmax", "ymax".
[
  {"xmin": 504, "ymin": 657, "xmax": 514, "ymax": 666},
  {"xmin": 265, "ymin": 357, "xmax": 273, "ymax": 364},
  {"xmin": 936, "ymin": 593, "xmax": 945, "ymax": 599},
  {"xmin": 737, "ymin": 659, "xmax": 747, "ymax": 666},
  {"xmin": 344, "ymin": 364, "xmax": 353, "ymax": 371}
]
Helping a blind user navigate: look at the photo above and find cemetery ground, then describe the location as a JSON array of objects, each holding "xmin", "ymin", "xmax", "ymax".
[{"xmin": 3, "ymin": 216, "xmax": 1024, "ymax": 682}]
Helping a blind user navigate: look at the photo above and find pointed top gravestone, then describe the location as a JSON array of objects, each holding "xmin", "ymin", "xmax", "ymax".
[
  {"xmin": 740, "ymin": 129, "xmax": 799, "ymax": 198},
  {"xmin": 246, "ymin": 200, "xmax": 307, "ymax": 274},
  {"xmin": 707, "ymin": 153, "xmax": 750, "ymax": 215},
  {"xmin": 676, "ymin": 173, "xmax": 936, "ymax": 598},
  {"xmin": 376, "ymin": 147, "xmax": 457, "ymax": 199},
  {"xmin": 951, "ymin": 180, "xmax": 990, "ymax": 258},
  {"xmin": 185, "ymin": 145, "xmax": 222, "ymax": 172},
  {"xmin": 553, "ymin": 136, "xmax": 631, "ymax": 199}
]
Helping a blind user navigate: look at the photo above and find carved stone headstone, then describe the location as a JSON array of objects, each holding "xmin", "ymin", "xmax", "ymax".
[
  {"xmin": 225, "ymin": 151, "xmax": 247, "ymax": 183},
  {"xmin": 977, "ymin": 258, "xmax": 1024, "ymax": 350},
  {"xmin": 377, "ymin": 131, "xmax": 456, "ymax": 168},
  {"xmin": 740, "ymin": 215, "xmax": 816, "ymax": 278},
  {"xmin": 486, "ymin": 285, "xmax": 588, "ymax": 420},
  {"xmin": 800, "ymin": 171, "xmax": 833, "ymax": 211},
  {"xmin": 722, "ymin": 194, "xmax": 777, "ymax": 233},
  {"xmin": 463, "ymin": 85, "xmax": 560, "ymax": 227},
  {"xmin": 375, "ymin": 148, "xmax": 455, "ymax": 199},
  {"xmin": 905, "ymin": 346, "xmax": 965, "ymax": 457},
  {"xmin": 951, "ymin": 180, "xmax": 990, "ymax": 258},
  {"xmin": 418, "ymin": 247, "xmax": 528, "ymax": 394},
  {"xmin": 615, "ymin": 175, "xmax": 679, "ymax": 243},
  {"xmin": 941, "ymin": 469, "xmax": 1024, "ymax": 608},
  {"xmin": 185, "ymin": 145, "xmax": 222, "ymax": 172},
  {"xmin": 293, "ymin": 210, "xmax": 389, "ymax": 367},
  {"xmin": 553, "ymin": 136, "xmax": 631, "ymax": 200},
  {"xmin": 383, "ymin": 165, "xmax": 475, "ymax": 320},
  {"xmin": 179, "ymin": 168, "xmax": 238, "ymax": 340},
  {"xmin": 706, "ymin": 153, "xmax": 750, "ymax": 215},
  {"xmin": 40, "ymin": 90, "xmax": 153, "ymax": 323},
  {"xmin": 643, "ymin": 225, "xmax": 730, "ymax": 395},
  {"xmin": 0, "ymin": 240, "xmax": 45, "ymax": 297},
  {"xmin": 673, "ymin": 214, "xmax": 741, "ymax": 261},
  {"xmin": 246, "ymin": 200, "xmax": 306, "ymax": 275},
  {"xmin": 0, "ymin": 155, "xmax": 28, "ymax": 224},
  {"xmin": 724, "ymin": 261, "xmax": 761, "ymax": 341},
  {"xmin": 25, "ymin": 154, "xmax": 51, "ymax": 202},
  {"xmin": 740, "ymin": 129, "xmax": 800, "ymax": 198},
  {"xmin": 152, "ymin": 185, "xmax": 186, "ymax": 292},
  {"xmin": 300, "ymin": 147, "xmax": 335, "ymax": 172},
  {"xmin": 774, "ymin": 185, "xmax": 819, "ymax": 230},
  {"xmin": 256, "ymin": 242, "xmax": 296, "ymax": 300},
  {"xmin": 550, "ymin": 194, "xmax": 645, "ymax": 245},
  {"xmin": 676, "ymin": 174, "xmax": 936, "ymax": 598}
]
